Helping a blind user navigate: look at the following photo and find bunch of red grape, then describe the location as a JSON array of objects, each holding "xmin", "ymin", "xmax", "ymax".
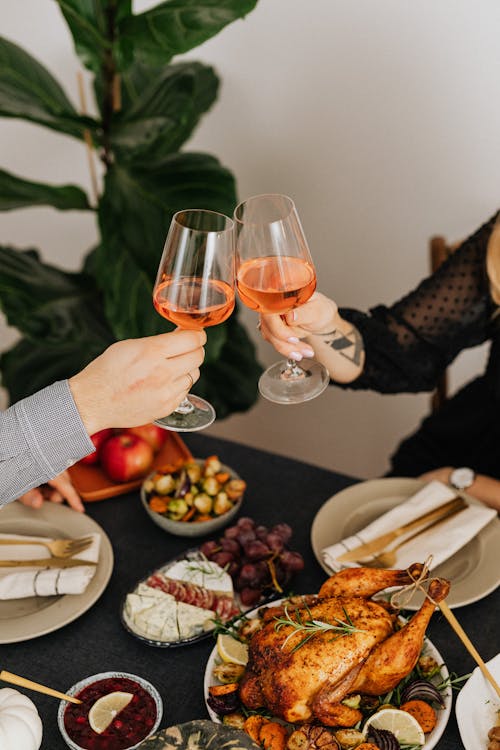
[{"xmin": 199, "ymin": 516, "xmax": 304, "ymax": 607}]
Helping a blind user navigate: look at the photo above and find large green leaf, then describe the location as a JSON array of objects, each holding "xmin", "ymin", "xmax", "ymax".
[
  {"xmin": 111, "ymin": 61, "xmax": 219, "ymax": 162},
  {"xmin": 117, "ymin": 0, "xmax": 258, "ymax": 68},
  {"xmin": 56, "ymin": 0, "xmax": 132, "ymax": 73},
  {"xmin": 0, "ymin": 36, "xmax": 96, "ymax": 139},
  {"xmin": 0, "ymin": 168, "xmax": 91, "ymax": 211},
  {"xmin": 98, "ymin": 153, "xmax": 236, "ymax": 294},
  {"xmin": 0, "ymin": 337, "xmax": 109, "ymax": 403},
  {"xmin": 96, "ymin": 155, "xmax": 260, "ymax": 414},
  {"xmin": 0, "ymin": 245, "xmax": 113, "ymax": 346}
]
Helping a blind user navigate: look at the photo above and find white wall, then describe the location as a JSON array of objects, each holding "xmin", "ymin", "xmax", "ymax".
[{"xmin": 1, "ymin": 0, "xmax": 497, "ymax": 479}]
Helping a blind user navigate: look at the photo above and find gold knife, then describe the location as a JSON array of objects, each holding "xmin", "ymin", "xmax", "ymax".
[
  {"xmin": 0, "ymin": 558, "xmax": 97, "ymax": 568},
  {"xmin": 336, "ymin": 495, "xmax": 467, "ymax": 563}
]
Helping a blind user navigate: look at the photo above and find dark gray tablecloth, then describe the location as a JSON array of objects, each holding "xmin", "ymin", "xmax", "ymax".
[{"xmin": 0, "ymin": 434, "xmax": 497, "ymax": 749}]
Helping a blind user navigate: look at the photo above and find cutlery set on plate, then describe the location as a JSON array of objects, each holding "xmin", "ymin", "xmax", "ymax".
[
  {"xmin": 336, "ymin": 495, "xmax": 467, "ymax": 567},
  {"xmin": 0, "ymin": 535, "xmax": 95, "ymax": 568}
]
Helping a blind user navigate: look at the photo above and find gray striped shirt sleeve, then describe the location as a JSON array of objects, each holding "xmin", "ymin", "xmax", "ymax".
[{"xmin": 0, "ymin": 380, "xmax": 95, "ymax": 506}]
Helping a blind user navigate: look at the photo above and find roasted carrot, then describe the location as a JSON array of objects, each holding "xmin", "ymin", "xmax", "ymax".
[
  {"xmin": 259, "ymin": 721, "xmax": 288, "ymax": 750},
  {"xmin": 208, "ymin": 683, "xmax": 239, "ymax": 697},
  {"xmin": 181, "ymin": 507, "xmax": 196, "ymax": 522},
  {"xmin": 215, "ymin": 472, "xmax": 231, "ymax": 483},
  {"xmin": 148, "ymin": 496, "xmax": 169, "ymax": 513},
  {"xmin": 194, "ymin": 514, "xmax": 213, "ymax": 522},
  {"xmin": 243, "ymin": 715, "xmax": 269, "ymax": 743},
  {"xmin": 400, "ymin": 700, "xmax": 437, "ymax": 733},
  {"xmin": 355, "ymin": 745, "xmax": 380, "ymax": 750}
]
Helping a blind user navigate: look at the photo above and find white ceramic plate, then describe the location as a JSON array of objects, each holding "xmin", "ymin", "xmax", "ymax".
[
  {"xmin": 0, "ymin": 502, "xmax": 113, "ymax": 643},
  {"xmin": 203, "ymin": 598, "xmax": 452, "ymax": 750},
  {"xmin": 310, "ymin": 477, "xmax": 500, "ymax": 610},
  {"xmin": 456, "ymin": 653, "xmax": 500, "ymax": 750}
]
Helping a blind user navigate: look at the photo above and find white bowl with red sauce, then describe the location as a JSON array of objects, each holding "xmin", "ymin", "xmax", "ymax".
[{"xmin": 57, "ymin": 672, "xmax": 162, "ymax": 750}]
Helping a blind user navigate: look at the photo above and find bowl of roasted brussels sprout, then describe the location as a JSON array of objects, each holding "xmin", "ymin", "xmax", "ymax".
[{"xmin": 140, "ymin": 456, "xmax": 246, "ymax": 537}]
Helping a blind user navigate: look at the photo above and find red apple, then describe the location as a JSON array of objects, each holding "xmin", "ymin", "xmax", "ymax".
[
  {"xmin": 79, "ymin": 429, "xmax": 114, "ymax": 466},
  {"xmin": 124, "ymin": 423, "xmax": 167, "ymax": 453},
  {"xmin": 100, "ymin": 434, "xmax": 154, "ymax": 482}
]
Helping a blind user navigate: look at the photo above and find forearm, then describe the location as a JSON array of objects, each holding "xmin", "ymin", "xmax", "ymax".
[
  {"xmin": 0, "ymin": 381, "xmax": 94, "ymax": 506},
  {"xmin": 469, "ymin": 475, "xmax": 500, "ymax": 510},
  {"xmin": 421, "ymin": 467, "xmax": 500, "ymax": 510},
  {"xmin": 305, "ymin": 313, "xmax": 366, "ymax": 384}
]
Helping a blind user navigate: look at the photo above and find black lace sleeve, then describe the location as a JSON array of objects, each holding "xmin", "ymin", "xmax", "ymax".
[{"xmin": 338, "ymin": 212, "xmax": 498, "ymax": 393}]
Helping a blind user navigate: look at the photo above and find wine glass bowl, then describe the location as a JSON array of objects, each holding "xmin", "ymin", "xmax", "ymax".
[
  {"xmin": 234, "ymin": 194, "xmax": 329, "ymax": 404},
  {"xmin": 153, "ymin": 209, "xmax": 235, "ymax": 431}
]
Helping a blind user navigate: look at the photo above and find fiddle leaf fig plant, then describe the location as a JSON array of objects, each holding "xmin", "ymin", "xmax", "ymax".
[{"xmin": 0, "ymin": 0, "xmax": 262, "ymax": 418}]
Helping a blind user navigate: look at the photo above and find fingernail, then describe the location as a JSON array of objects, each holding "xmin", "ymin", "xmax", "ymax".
[
  {"xmin": 290, "ymin": 311, "xmax": 297, "ymax": 322},
  {"xmin": 303, "ymin": 348, "xmax": 315, "ymax": 358},
  {"xmin": 287, "ymin": 337, "xmax": 300, "ymax": 344},
  {"xmin": 290, "ymin": 351, "xmax": 303, "ymax": 361}
]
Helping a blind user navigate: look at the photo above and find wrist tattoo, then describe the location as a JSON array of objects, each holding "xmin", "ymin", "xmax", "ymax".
[{"xmin": 318, "ymin": 327, "xmax": 364, "ymax": 366}]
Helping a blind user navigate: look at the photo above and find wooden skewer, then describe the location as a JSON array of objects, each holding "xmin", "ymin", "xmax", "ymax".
[
  {"xmin": 0, "ymin": 670, "xmax": 82, "ymax": 704},
  {"xmin": 439, "ymin": 601, "xmax": 500, "ymax": 699}
]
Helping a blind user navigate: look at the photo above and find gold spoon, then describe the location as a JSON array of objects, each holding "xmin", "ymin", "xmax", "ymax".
[{"xmin": 0, "ymin": 670, "xmax": 81, "ymax": 704}]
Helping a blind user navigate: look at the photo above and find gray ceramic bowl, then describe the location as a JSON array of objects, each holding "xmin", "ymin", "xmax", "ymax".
[
  {"xmin": 140, "ymin": 459, "xmax": 244, "ymax": 538},
  {"xmin": 57, "ymin": 671, "xmax": 162, "ymax": 750}
]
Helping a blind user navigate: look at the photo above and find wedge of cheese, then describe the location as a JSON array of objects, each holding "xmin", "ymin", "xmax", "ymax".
[
  {"xmin": 166, "ymin": 559, "xmax": 233, "ymax": 595},
  {"xmin": 177, "ymin": 601, "xmax": 214, "ymax": 638},
  {"xmin": 125, "ymin": 591, "xmax": 179, "ymax": 641}
]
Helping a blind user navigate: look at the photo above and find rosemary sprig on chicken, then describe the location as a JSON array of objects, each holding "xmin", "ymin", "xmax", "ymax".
[{"xmin": 274, "ymin": 603, "xmax": 366, "ymax": 652}]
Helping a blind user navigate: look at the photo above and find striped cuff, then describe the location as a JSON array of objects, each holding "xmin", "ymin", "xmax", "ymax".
[{"xmin": 14, "ymin": 380, "xmax": 95, "ymax": 476}]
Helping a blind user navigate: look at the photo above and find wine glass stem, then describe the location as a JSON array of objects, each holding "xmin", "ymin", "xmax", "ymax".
[
  {"xmin": 174, "ymin": 397, "xmax": 195, "ymax": 415},
  {"xmin": 280, "ymin": 358, "xmax": 307, "ymax": 382}
]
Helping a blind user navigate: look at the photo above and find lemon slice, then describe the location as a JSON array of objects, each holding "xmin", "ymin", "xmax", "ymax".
[
  {"xmin": 216, "ymin": 633, "xmax": 249, "ymax": 666},
  {"xmin": 88, "ymin": 691, "xmax": 134, "ymax": 734},
  {"xmin": 364, "ymin": 708, "xmax": 425, "ymax": 746}
]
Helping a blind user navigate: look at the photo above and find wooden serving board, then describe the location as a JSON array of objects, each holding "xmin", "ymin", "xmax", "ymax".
[{"xmin": 68, "ymin": 432, "xmax": 192, "ymax": 502}]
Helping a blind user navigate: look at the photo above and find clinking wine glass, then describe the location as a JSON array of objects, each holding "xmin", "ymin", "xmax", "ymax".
[
  {"xmin": 152, "ymin": 209, "xmax": 235, "ymax": 431},
  {"xmin": 234, "ymin": 193, "xmax": 329, "ymax": 404}
]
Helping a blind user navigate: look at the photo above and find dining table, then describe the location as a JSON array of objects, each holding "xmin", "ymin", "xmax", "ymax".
[{"xmin": 0, "ymin": 432, "xmax": 498, "ymax": 750}]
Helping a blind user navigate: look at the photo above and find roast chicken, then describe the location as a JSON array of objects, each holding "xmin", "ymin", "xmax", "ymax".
[{"xmin": 239, "ymin": 563, "xmax": 450, "ymax": 726}]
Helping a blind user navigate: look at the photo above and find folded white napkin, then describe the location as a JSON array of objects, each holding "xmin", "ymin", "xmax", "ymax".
[
  {"xmin": 0, "ymin": 533, "xmax": 101, "ymax": 599},
  {"xmin": 322, "ymin": 480, "xmax": 497, "ymax": 572}
]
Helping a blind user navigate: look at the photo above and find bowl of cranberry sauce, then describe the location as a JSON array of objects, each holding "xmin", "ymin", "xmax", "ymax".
[{"xmin": 58, "ymin": 672, "xmax": 162, "ymax": 750}]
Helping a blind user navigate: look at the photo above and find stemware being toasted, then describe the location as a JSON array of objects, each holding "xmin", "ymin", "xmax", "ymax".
[
  {"xmin": 153, "ymin": 209, "xmax": 235, "ymax": 431},
  {"xmin": 234, "ymin": 193, "xmax": 329, "ymax": 404}
]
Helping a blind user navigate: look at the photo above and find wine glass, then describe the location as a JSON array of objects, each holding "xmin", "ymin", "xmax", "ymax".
[
  {"xmin": 234, "ymin": 193, "xmax": 329, "ymax": 404},
  {"xmin": 153, "ymin": 209, "xmax": 235, "ymax": 431}
]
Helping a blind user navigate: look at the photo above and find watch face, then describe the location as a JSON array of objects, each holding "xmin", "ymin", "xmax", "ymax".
[{"xmin": 451, "ymin": 467, "xmax": 475, "ymax": 490}]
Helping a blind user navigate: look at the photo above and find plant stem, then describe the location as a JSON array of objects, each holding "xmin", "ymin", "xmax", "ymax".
[{"xmin": 101, "ymin": 2, "xmax": 118, "ymax": 166}]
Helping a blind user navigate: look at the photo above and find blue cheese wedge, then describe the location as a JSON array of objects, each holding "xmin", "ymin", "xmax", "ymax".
[
  {"xmin": 166, "ymin": 559, "xmax": 233, "ymax": 595},
  {"xmin": 125, "ymin": 590, "xmax": 179, "ymax": 641},
  {"xmin": 176, "ymin": 601, "xmax": 214, "ymax": 638}
]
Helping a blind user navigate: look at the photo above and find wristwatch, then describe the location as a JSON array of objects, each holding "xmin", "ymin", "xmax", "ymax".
[{"xmin": 449, "ymin": 467, "xmax": 476, "ymax": 491}]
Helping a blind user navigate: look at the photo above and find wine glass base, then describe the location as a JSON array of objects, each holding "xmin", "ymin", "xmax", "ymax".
[
  {"xmin": 258, "ymin": 358, "xmax": 330, "ymax": 404},
  {"xmin": 154, "ymin": 395, "xmax": 216, "ymax": 432}
]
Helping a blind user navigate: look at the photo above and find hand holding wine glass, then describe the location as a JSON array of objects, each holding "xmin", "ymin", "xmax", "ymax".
[
  {"xmin": 152, "ymin": 209, "xmax": 235, "ymax": 431},
  {"xmin": 234, "ymin": 194, "xmax": 329, "ymax": 404}
]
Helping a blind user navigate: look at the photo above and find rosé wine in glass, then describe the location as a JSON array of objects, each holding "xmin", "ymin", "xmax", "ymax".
[
  {"xmin": 234, "ymin": 194, "xmax": 329, "ymax": 404},
  {"xmin": 153, "ymin": 277, "xmax": 235, "ymax": 329},
  {"xmin": 152, "ymin": 209, "xmax": 235, "ymax": 431},
  {"xmin": 236, "ymin": 256, "xmax": 316, "ymax": 314}
]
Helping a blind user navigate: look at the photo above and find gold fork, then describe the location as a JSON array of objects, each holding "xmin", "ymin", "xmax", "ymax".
[
  {"xmin": 0, "ymin": 536, "xmax": 94, "ymax": 558},
  {"xmin": 362, "ymin": 504, "xmax": 467, "ymax": 568}
]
